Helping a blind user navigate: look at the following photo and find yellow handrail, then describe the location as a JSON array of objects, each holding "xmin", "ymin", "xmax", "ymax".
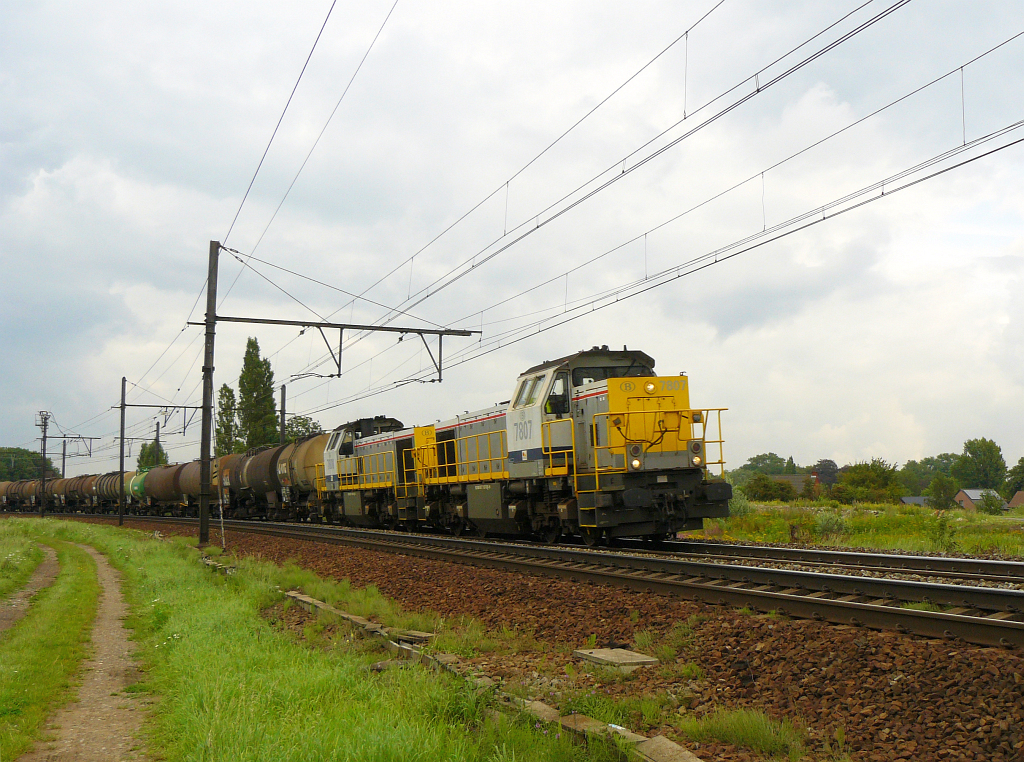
[
  {"xmin": 540, "ymin": 417, "xmax": 575, "ymax": 478},
  {"xmin": 414, "ymin": 429, "xmax": 509, "ymax": 485},
  {"xmin": 315, "ymin": 462, "xmax": 326, "ymax": 501},
  {"xmin": 336, "ymin": 451, "xmax": 397, "ymax": 490}
]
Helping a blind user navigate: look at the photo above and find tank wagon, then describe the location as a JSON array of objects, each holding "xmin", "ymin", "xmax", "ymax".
[{"xmin": 1, "ymin": 348, "xmax": 731, "ymax": 543}]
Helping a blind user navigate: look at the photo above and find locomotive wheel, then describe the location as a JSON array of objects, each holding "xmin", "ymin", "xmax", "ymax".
[
  {"xmin": 581, "ymin": 527, "xmax": 602, "ymax": 547},
  {"xmin": 542, "ymin": 525, "xmax": 561, "ymax": 544}
]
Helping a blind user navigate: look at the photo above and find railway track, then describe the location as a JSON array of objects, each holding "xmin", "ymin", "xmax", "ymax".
[
  {"xmin": 57, "ymin": 513, "xmax": 1024, "ymax": 649},
  {"xmin": 621, "ymin": 538, "xmax": 1024, "ymax": 582}
]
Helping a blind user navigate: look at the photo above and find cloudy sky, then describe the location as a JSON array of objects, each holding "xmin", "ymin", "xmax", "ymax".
[{"xmin": 2, "ymin": 0, "xmax": 1022, "ymax": 477}]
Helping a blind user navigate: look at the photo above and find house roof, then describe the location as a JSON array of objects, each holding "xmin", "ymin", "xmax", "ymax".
[
  {"xmin": 769, "ymin": 474, "xmax": 814, "ymax": 488},
  {"xmin": 960, "ymin": 488, "xmax": 1002, "ymax": 501},
  {"xmin": 901, "ymin": 496, "xmax": 928, "ymax": 505},
  {"xmin": 1008, "ymin": 491, "xmax": 1024, "ymax": 508}
]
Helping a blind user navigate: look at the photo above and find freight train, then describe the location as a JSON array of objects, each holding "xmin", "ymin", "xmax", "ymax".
[{"xmin": 1, "ymin": 347, "xmax": 731, "ymax": 544}]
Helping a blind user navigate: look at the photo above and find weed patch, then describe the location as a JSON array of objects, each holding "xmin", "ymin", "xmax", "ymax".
[{"xmin": 676, "ymin": 707, "xmax": 805, "ymax": 759}]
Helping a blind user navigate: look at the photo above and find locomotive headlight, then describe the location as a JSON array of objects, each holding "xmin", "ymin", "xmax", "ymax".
[
  {"xmin": 630, "ymin": 458, "xmax": 642, "ymax": 470},
  {"xmin": 644, "ymin": 381, "xmax": 657, "ymax": 394},
  {"xmin": 692, "ymin": 456, "xmax": 702, "ymax": 466}
]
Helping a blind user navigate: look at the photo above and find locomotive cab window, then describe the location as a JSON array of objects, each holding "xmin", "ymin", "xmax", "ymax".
[
  {"xmin": 513, "ymin": 374, "xmax": 547, "ymax": 409},
  {"xmin": 571, "ymin": 365, "xmax": 653, "ymax": 386},
  {"xmin": 545, "ymin": 372, "xmax": 569, "ymax": 415},
  {"xmin": 340, "ymin": 430, "xmax": 355, "ymax": 456}
]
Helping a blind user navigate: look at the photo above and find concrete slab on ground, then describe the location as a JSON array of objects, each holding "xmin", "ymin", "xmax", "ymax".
[
  {"xmin": 573, "ymin": 647, "xmax": 659, "ymax": 671},
  {"xmin": 636, "ymin": 735, "xmax": 704, "ymax": 762}
]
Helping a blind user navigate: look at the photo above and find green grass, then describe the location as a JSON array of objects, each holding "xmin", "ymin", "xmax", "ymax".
[
  {"xmin": 561, "ymin": 690, "xmax": 676, "ymax": 732},
  {"xmin": 6, "ymin": 519, "xmax": 616, "ymax": 762},
  {"xmin": 676, "ymin": 707, "xmax": 806, "ymax": 760},
  {"xmin": 900, "ymin": 601, "xmax": 943, "ymax": 612},
  {"xmin": 0, "ymin": 521, "xmax": 45, "ymax": 599},
  {"xmin": 700, "ymin": 503, "xmax": 1024, "ymax": 557},
  {"xmin": 0, "ymin": 539, "xmax": 100, "ymax": 759}
]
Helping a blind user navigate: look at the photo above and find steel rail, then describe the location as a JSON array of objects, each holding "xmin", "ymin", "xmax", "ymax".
[
  {"xmin": 636, "ymin": 539, "xmax": 1024, "ymax": 578},
  {"xmin": 62, "ymin": 514, "xmax": 1024, "ymax": 649}
]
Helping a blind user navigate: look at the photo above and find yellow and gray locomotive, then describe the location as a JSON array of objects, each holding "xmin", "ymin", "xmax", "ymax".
[{"xmin": 317, "ymin": 347, "xmax": 730, "ymax": 543}]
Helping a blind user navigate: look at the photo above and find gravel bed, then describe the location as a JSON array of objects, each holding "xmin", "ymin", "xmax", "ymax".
[{"xmin": 103, "ymin": 518, "xmax": 1021, "ymax": 762}]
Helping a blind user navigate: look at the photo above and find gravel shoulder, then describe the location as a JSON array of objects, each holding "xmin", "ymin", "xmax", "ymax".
[{"xmin": 17, "ymin": 545, "xmax": 150, "ymax": 762}]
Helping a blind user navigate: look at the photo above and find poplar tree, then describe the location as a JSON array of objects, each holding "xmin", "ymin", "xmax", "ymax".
[
  {"xmin": 216, "ymin": 384, "xmax": 242, "ymax": 456},
  {"xmin": 137, "ymin": 440, "xmax": 168, "ymax": 471},
  {"xmin": 236, "ymin": 337, "xmax": 278, "ymax": 450}
]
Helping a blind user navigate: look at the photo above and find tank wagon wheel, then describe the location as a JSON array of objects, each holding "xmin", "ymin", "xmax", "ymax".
[
  {"xmin": 581, "ymin": 527, "xmax": 602, "ymax": 547},
  {"xmin": 475, "ymin": 523, "xmax": 488, "ymax": 539},
  {"xmin": 542, "ymin": 525, "xmax": 561, "ymax": 545},
  {"xmin": 452, "ymin": 519, "xmax": 466, "ymax": 537}
]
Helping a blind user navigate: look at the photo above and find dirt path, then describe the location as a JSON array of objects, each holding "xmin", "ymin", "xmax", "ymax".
[
  {"xmin": 0, "ymin": 546, "xmax": 59, "ymax": 635},
  {"xmin": 18, "ymin": 545, "xmax": 149, "ymax": 762}
]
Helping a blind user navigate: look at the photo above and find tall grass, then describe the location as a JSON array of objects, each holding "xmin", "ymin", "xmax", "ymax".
[
  {"xmin": 0, "ymin": 520, "xmax": 44, "ymax": 599},
  {"xmin": 676, "ymin": 708, "xmax": 805, "ymax": 760},
  {"xmin": 703, "ymin": 503, "xmax": 1024, "ymax": 556},
  {"xmin": 0, "ymin": 540, "xmax": 99, "ymax": 759},
  {"xmin": 14, "ymin": 519, "xmax": 617, "ymax": 762}
]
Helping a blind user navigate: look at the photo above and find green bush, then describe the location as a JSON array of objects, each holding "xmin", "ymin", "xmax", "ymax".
[
  {"xmin": 743, "ymin": 474, "xmax": 797, "ymax": 502},
  {"xmin": 977, "ymin": 491, "xmax": 1006, "ymax": 515},
  {"xmin": 814, "ymin": 511, "xmax": 848, "ymax": 541}
]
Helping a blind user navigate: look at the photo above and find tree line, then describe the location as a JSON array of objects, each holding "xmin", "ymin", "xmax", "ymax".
[
  {"xmin": 731, "ymin": 438, "xmax": 1024, "ymax": 511},
  {"xmin": 0, "ymin": 448, "xmax": 60, "ymax": 481}
]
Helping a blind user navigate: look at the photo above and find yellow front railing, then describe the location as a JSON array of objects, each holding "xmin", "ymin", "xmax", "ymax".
[{"xmin": 586, "ymin": 407, "xmax": 727, "ymax": 492}]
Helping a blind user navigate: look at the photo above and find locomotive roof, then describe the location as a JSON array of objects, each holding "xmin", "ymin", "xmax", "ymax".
[{"xmin": 520, "ymin": 347, "xmax": 655, "ymax": 376}]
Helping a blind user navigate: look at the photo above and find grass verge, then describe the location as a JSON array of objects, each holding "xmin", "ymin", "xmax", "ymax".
[
  {"xmin": 698, "ymin": 503, "xmax": 1024, "ymax": 556},
  {"xmin": 0, "ymin": 519, "xmax": 45, "ymax": 599},
  {"xmin": 0, "ymin": 539, "xmax": 99, "ymax": 759},
  {"xmin": 11, "ymin": 519, "xmax": 619, "ymax": 762}
]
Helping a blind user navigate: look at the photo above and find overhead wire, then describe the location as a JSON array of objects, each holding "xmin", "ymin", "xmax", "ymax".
[
  {"xmin": 277, "ymin": 0, "xmax": 911, "ymax": 383},
  {"xmin": 443, "ymin": 26, "xmax": 1024, "ymax": 329},
  {"xmin": 356, "ymin": 0, "xmax": 912, "ymax": 335},
  {"xmin": 339, "ymin": 0, "xmax": 730, "ymax": 309},
  {"xmin": 188, "ymin": 0, "xmax": 913, "ymax": 424},
  {"xmin": 222, "ymin": 0, "xmax": 342, "ymax": 246},
  {"xmin": 235, "ymin": 0, "xmax": 730, "ymax": 383},
  {"xmin": 289, "ymin": 103, "xmax": 1024, "ymax": 416},
  {"xmin": 218, "ymin": 0, "xmax": 401, "ymax": 310}
]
